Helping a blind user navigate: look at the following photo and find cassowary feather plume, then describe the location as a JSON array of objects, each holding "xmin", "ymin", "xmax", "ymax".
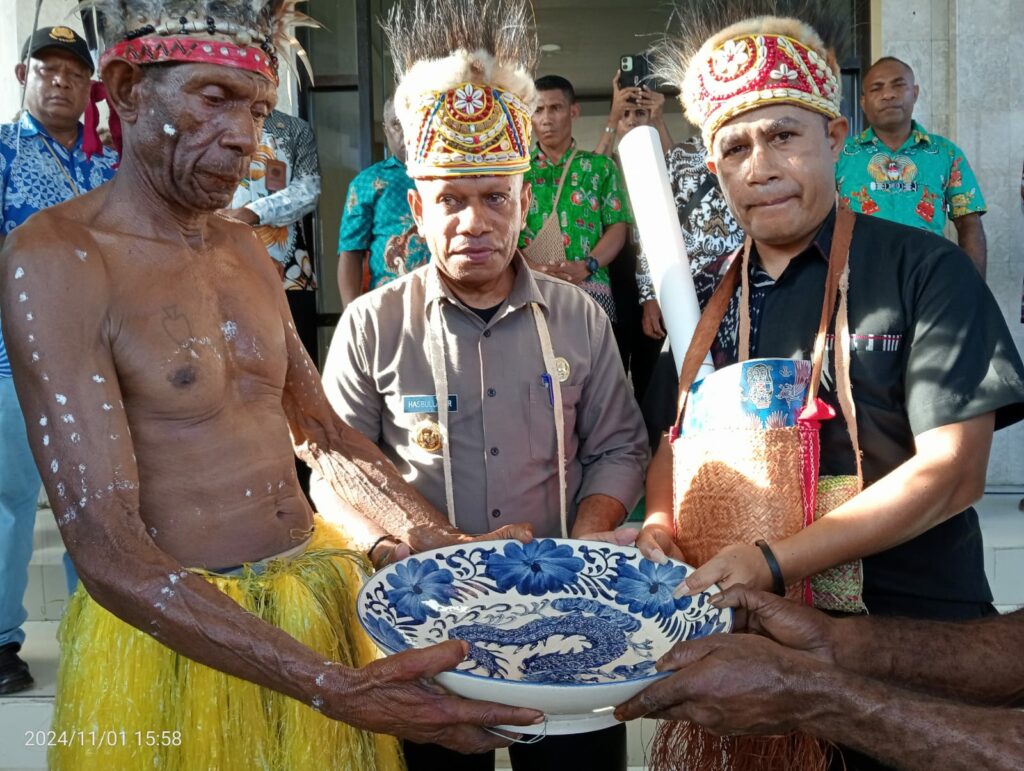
[
  {"xmin": 75, "ymin": 0, "xmax": 318, "ymax": 66},
  {"xmin": 383, "ymin": 0, "xmax": 539, "ymax": 119}
]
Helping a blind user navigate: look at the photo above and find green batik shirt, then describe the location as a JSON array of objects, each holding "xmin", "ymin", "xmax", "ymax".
[
  {"xmin": 836, "ymin": 121, "xmax": 986, "ymax": 236},
  {"xmin": 338, "ymin": 155, "xmax": 431, "ymax": 289},
  {"xmin": 519, "ymin": 141, "xmax": 632, "ymax": 320}
]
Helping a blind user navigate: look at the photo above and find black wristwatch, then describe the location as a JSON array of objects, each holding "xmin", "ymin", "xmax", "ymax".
[{"xmin": 585, "ymin": 256, "xmax": 600, "ymax": 276}]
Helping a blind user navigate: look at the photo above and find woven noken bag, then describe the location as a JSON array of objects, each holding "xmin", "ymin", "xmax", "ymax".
[
  {"xmin": 651, "ymin": 204, "xmax": 866, "ymax": 771},
  {"xmin": 522, "ymin": 149, "xmax": 576, "ymax": 266},
  {"xmin": 670, "ymin": 204, "xmax": 864, "ymax": 609}
]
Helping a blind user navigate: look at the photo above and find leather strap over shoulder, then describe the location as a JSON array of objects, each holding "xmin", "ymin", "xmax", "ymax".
[{"xmin": 673, "ymin": 205, "xmax": 857, "ymax": 429}]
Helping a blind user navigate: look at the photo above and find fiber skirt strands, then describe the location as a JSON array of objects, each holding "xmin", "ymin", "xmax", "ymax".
[{"xmin": 50, "ymin": 519, "xmax": 404, "ymax": 771}]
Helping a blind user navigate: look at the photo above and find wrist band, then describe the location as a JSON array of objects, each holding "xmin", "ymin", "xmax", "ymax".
[
  {"xmin": 367, "ymin": 534, "xmax": 394, "ymax": 559},
  {"xmin": 755, "ymin": 539, "xmax": 786, "ymax": 596}
]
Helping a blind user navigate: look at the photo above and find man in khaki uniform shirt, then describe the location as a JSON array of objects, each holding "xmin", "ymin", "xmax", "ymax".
[
  {"xmin": 313, "ymin": 9, "xmax": 648, "ymax": 768},
  {"xmin": 321, "ymin": 251, "xmax": 648, "ymax": 540}
]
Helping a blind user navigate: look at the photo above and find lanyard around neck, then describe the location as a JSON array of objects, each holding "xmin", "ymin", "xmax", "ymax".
[
  {"xmin": 426, "ymin": 291, "xmax": 569, "ymax": 537},
  {"xmin": 39, "ymin": 135, "xmax": 81, "ymax": 197}
]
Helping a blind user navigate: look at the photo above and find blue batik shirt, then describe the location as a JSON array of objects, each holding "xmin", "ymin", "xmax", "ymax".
[
  {"xmin": 338, "ymin": 156, "xmax": 431, "ymax": 289},
  {"xmin": 0, "ymin": 111, "xmax": 119, "ymax": 378}
]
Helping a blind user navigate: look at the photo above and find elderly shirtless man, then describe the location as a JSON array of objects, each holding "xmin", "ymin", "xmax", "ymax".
[{"xmin": 0, "ymin": 6, "xmax": 537, "ymax": 771}]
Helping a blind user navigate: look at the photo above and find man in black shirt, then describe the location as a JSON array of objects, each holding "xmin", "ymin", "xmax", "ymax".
[
  {"xmin": 636, "ymin": 15, "xmax": 1024, "ymax": 622},
  {"xmin": 628, "ymin": 11, "xmax": 1024, "ymax": 771}
]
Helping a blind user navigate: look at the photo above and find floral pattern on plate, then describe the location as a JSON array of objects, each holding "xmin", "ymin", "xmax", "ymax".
[{"xmin": 358, "ymin": 539, "xmax": 732, "ymax": 687}]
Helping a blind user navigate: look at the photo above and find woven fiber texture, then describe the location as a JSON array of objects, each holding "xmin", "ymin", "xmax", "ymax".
[
  {"xmin": 811, "ymin": 474, "xmax": 866, "ymax": 613},
  {"xmin": 522, "ymin": 210, "xmax": 568, "ymax": 265},
  {"xmin": 673, "ymin": 424, "xmax": 807, "ymax": 600}
]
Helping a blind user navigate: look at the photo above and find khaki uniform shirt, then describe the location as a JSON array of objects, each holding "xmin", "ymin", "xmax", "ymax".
[{"xmin": 321, "ymin": 254, "xmax": 649, "ymax": 537}]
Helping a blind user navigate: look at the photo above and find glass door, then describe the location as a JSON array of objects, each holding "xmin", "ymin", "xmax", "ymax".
[{"xmin": 298, "ymin": 0, "xmax": 394, "ymax": 359}]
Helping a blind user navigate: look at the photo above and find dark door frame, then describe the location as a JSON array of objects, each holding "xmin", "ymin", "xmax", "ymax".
[{"xmin": 297, "ymin": 0, "xmax": 376, "ymax": 329}]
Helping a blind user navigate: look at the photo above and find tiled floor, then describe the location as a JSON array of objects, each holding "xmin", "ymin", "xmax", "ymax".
[{"xmin": 4, "ymin": 492, "xmax": 1023, "ymax": 769}]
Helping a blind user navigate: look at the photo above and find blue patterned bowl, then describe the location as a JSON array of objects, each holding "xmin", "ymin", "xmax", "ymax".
[
  {"xmin": 684, "ymin": 358, "xmax": 812, "ymax": 434},
  {"xmin": 356, "ymin": 539, "xmax": 732, "ymax": 733}
]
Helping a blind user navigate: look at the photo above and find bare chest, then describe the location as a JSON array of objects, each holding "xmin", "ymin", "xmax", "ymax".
[{"xmin": 103, "ymin": 243, "xmax": 288, "ymax": 421}]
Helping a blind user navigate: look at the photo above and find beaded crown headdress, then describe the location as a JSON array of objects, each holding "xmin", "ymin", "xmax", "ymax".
[
  {"xmin": 655, "ymin": 0, "xmax": 848, "ymax": 148},
  {"xmin": 383, "ymin": 0, "xmax": 538, "ymax": 178}
]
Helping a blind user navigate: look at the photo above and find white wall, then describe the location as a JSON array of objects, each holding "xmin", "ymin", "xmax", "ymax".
[{"xmin": 879, "ymin": 0, "xmax": 1024, "ymax": 486}]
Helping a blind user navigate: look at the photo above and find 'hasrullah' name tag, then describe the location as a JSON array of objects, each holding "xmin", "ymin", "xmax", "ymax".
[{"xmin": 403, "ymin": 395, "xmax": 458, "ymax": 414}]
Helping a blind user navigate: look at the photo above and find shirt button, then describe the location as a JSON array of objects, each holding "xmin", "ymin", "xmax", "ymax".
[
  {"xmin": 491, "ymin": 509, "xmax": 501, "ymax": 519},
  {"xmin": 487, "ymin": 388, "xmax": 496, "ymax": 397},
  {"xmin": 483, "ymin": 329, "xmax": 492, "ymax": 338},
  {"xmin": 489, "ymin": 447, "xmax": 499, "ymax": 456}
]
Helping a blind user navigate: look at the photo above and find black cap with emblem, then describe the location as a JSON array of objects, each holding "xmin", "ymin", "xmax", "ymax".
[{"xmin": 21, "ymin": 26, "xmax": 95, "ymax": 74}]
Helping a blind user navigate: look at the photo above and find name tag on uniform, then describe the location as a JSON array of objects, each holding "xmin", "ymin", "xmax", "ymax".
[{"xmin": 403, "ymin": 394, "xmax": 458, "ymax": 413}]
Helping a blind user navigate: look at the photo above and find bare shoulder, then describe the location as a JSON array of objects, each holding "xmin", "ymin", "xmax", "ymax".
[
  {"xmin": 209, "ymin": 213, "xmax": 283, "ymax": 288},
  {"xmin": 1, "ymin": 206, "xmax": 110, "ymax": 309}
]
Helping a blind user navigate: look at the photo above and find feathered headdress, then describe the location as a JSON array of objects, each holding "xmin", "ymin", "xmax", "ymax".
[
  {"xmin": 78, "ymin": 0, "xmax": 318, "ymax": 84},
  {"xmin": 383, "ymin": 0, "xmax": 539, "ymax": 178},
  {"xmin": 654, "ymin": 0, "xmax": 850, "ymax": 148}
]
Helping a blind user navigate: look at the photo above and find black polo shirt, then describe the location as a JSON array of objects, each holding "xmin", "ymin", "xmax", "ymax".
[{"xmin": 705, "ymin": 207, "xmax": 1024, "ymax": 618}]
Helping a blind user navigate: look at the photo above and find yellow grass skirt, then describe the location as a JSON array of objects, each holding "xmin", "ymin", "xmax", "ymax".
[{"xmin": 50, "ymin": 518, "xmax": 405, "ymax": 771}]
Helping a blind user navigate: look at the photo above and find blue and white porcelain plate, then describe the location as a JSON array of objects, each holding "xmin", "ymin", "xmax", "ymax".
[{"xmin": 357, "ymin": 539, "xmax": 732, "ymax": 730}]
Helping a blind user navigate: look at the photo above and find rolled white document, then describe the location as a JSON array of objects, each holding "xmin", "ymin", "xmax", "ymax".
[{"xmin": 619, "ymin": 126, "xmax": 713, "ymax": 379}]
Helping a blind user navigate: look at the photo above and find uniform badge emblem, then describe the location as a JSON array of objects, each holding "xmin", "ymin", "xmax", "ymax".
[
  {"xmin": 49, "ymin": 27, "xmax": 77, "ymax": 42},
  {"xmin": 554, "ymin": 357, "xmax": 571, "ymax": 383},
  {"xmin": 413, "ymin": 420, "xmax": 442, "ymax": 452}
]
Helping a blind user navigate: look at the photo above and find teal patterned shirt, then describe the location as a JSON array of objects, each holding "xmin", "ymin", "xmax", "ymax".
[
  {"xmin": 836, "ymin": 121, "xmax": 986, "ymax": 235},
  {"xmin": 338, "ymin": 156, "xmax": 431, "ymax": 289}
]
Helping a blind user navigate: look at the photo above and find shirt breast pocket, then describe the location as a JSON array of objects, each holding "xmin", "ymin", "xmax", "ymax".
[
  {"xmin": 528, "ymin": 382, "xmax": 583, "ymax": 461},
  {"xmin": 844, "ymin": 332, "xmax": 906, "ymax": 409}
]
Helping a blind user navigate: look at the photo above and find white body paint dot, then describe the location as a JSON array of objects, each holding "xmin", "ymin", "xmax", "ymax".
[
  {"xmin": 42, "ymin": 435, "xmax": 49, "ymax": 446},
  {"xmin": 18, "ymin": 292, "xmax": 27, "ymax": 302},
  {"xmin": 163, "ymin": 123, "xmax": 176, "ymax": 136},
  {"xmin": 39, "ymin": 416, "xmax": 48, "ymax": 427},
  {"xmin": 70, "ymin": 432, "xmax": 81, "ymax": 443},
  {"xmin": 92, "ymin": 374, "xmax": 106, "ymax": 384},
  {"xmin": 50, "ymin": 460, "xmax": 59, "ymax": 473},
  {"xmin": 31, "ymin": 352, "xmax": 39, "ymax": 362},
  {"xmin": 14, "ymin": 267, "xmax": 24, "ymax": 279},
  {"xmin": 221, "ymin": 321, "xmax": 238, "ymax": 340},
  {"xmin": 102, "ymin": 403, "xmax": 113, "ymax": 411},
  {"xmin": 25, "ymin": 313, "xmax": 33, "ymax": 321},
  {"xmin": 55, "ymin": 394, "xmax": 67, "ymax": 405},
  {"xmin": 74, "ymin": 249, "xmax": 87, "ymax": 261},
  {"xmin": 61, "ymin": 414, "xmax": 75, "ymax": 424}
]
